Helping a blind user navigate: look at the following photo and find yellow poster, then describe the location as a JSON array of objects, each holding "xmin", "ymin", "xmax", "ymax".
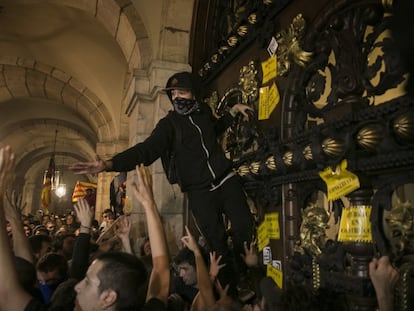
[
  {"xmin": 338, "ymin": 205, "xmax": 373, "ymax": 242},
  {"xmin": 258, "ymin": 82, "xmax": 280, "ymax": 120},
  {"xmin": 261, "ymin": 54, "xmax": 277, "ymax": 84},
  {"xmin": 257, "ymin": 221, "xmax": 269, "ymax": 251},
  {"xmin": 258, "ymin": 86, "xmax": 269, "ymax": 120},
  {"xmin": 319, "ymin": 160, "xmax": 360, "ymax": 201},
  {"xmin": 267, "ymin": 264, "xmax": 283, "ymax": 289},
  {"xmin": 265, "ymin": 212, "xmax": 280, "ymax": 239}
]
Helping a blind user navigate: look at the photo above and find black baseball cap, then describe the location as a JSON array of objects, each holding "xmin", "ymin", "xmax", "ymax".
[{"xmin": 164, "ymin": 72, "xmax": 201, "ymax": 102}]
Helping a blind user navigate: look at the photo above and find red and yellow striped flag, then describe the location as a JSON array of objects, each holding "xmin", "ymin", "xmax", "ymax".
[
  {"xmin": 40, "ymin": 158, "xmax": 55, "ymax": 215},
  {"xmin": 72, "ymin": 181, "xmax": 97, "ymax": 203}
]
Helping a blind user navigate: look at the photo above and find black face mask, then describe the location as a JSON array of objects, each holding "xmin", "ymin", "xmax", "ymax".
[{"xmin": 172, "ymin": 97, "xmax": 200, "ymax": 115}]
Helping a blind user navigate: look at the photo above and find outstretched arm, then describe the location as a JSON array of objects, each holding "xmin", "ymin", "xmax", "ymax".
[
  {"xmin": 68, "ymin": 154, "xmax": 110, "ymax": 175},
  {"xmin": 0, "ymin": 146, "xmax": 32, "ymax": 311},
  {"xmin": 132, "ymin": 164, "xmax": 170, "ymax": 304}
]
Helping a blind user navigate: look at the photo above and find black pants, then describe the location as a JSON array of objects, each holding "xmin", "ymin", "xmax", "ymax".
[{"xmin": 187, "ymin": 175, "xmax": 254, "ymax": 295}]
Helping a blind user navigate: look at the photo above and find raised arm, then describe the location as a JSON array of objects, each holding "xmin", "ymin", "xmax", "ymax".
[
  {"xmin": 4, "ymin": 191, "xmax": 33, "ymax": 264},
  {"xmin": 71, "ymin": 198, "xmax": 94, "ymax": 280},
  {"xmin": 131, "ymin": 164, "xmax": 170, "ymax": 304},
  {"xmin": 181, "ymin": 225, "xmax": 216, "ymax": 311},
  {"xmin": 0, "ymin": 146, "xmax": 32, "ymax": 311}
]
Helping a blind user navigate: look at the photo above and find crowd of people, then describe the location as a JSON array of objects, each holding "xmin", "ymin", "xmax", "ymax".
[
  {"xmin": 0, "ymin": 69, "xmax": 402, "ymax": 311},
  {"xmin": 0, "ymin": 151, "xmax": 401, "ymax": 311}
]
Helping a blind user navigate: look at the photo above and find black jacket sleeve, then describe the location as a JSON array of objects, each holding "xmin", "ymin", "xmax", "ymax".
[
  {"xmin": 111, "ymin": 116, "xmax": 175, "ymax": 172},
  {"xmin": 70, "ymin": 233, "xmax": 91, "ymax": 280}
]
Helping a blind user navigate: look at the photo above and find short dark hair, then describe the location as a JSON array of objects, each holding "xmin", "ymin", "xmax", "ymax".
[
  {"xmin": 173, "ymin": 246, "xmax": 207, "ymax": 268},
  {"xmin": 29, "ymin": 234, "xmax": 52, "ymax": 254},
  {"xmin": 36, "ymin": 252, "xmax": 68, "ymax": 280},
  {"xmin": 95, "ymin": 252, "xmax": 148, "ymax": 310}
]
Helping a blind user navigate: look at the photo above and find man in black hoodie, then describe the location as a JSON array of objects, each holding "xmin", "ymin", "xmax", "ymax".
[{"xmin": 69, "ymin": 71, "xmax": 254, "ymax": 297}]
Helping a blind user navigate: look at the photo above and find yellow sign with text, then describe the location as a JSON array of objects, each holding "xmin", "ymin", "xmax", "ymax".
[
  {"xmin": 265, "ymin": 212, "xmax": 280, "ymax": 239},
  {"xmin": 338, "ymin": 205, "xmax": 373, "ymax": 242},
  {"xmin": 319, "ymin": 160, "xmax": 360, "ymax": 201},
  {"xmin": 257, "ymin": 221, "xmax": 269, "ymax": 251},
  {"xmin": 261, "ymin": 54, "xmax": 277, "ymax": 84},
  {"xmin": 258, "ymin": 83, "xmax": 279, "ymax": 120},
  {"xmin": 267, "ymin": 264, "xmax": 283, "ymax": 289}
]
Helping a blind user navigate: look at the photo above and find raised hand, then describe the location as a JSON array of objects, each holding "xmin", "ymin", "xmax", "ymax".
[
  {"xmin": 240, "ymin": 240, "xmax": 259, "ymax": 268},
  {"xmin": 5, "ymin": 191, "xmax": 26, "ymax": 213},
  {"xmin": 115, "ymin": 215, "xmax": 131, "ymax": 240},
  {"xmin": 209, "ymin": 251, "xmax": 226, "ymax": 281},
  {"xmin": 74, "ymin": 198, "xmax": 94, "ymax": 228},
  {"xmin": 181, "ymin": 225, "xmax": 200, "ymax": 255},
  {"xmin": 131, "ymin": 164, "xmax": 155, "ymax": 208}
]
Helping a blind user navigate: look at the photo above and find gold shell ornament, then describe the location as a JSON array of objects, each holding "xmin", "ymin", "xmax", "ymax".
[
  {"xmin": 356, "ymin": 125, "xmax": 385, "ymax": 150},
  {"xmin": 265, "ymin": 155, "xmax": 277, "ymax": 170},
  {"xmin": 321, "ymin": 138, "xmax": 344, "ymax": 157},
  {"xmin": 393, "ymin": 114, "xmax": 414, "ymax": 142}
]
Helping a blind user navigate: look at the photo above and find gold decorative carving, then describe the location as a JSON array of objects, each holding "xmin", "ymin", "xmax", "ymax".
[
  {"xmin": 247, "ymin": 13, "xmax": 257, "ymax": 25},
  {"xmin": 393, "ymin": 113, "xmax": 414, "ymax": 142},
  {"xmin": 275, "ymin": 14, "xmax": 313, "ymax": 76},
  {"xmin": 249, "ymin": 161, "xmax": 261, "ymax": 174},
  {"xmin": 385, "ymin": 200, "xmax": 414, "ymax": 254},
  {"xmin": 237, "ymin": 164, "xmax": 250, "ymax": 176},
  {"xmin": 303, "ymin": 145, "xmax": 313, "ymax": 160},
  {"xmin": 356, "ymin": 125, "xmax": 385, "ymax": 150},
  {"xmin": 265, "ymin": 155, "xmax": 277, "ymax": 170},
  {"xmin": 321, "ymin": 137, "xmax": 344, "ymax": 157},
  {"xmin": 238, "ymin": 60, "xmax": 259, "ymax": 104},
  {"xmin": 294, "ymin": 202, "xmax": 330, "ymax": 256},
  {"xmin": 283, "ymin": 150, "xmax": 293, "ymax": 166}
]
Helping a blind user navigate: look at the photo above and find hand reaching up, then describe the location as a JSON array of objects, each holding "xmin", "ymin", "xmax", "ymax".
[
  {"xmin": 132, "ymin": 164, "xmax": 155, "ymax": 208},
  {"xmin": 209, "ymin": 251, "xmax": 226, "ymax": 281},
  {"xmin": 241, "ymin": 240, "xmax": 259, "ymax": 268},
  {"xmin": 74, "ymin": 198, "xmax": 94, "ymax": 228},
  {"xmin": 181, "ymin": 225, "xmax": 200, "ymax": 254}
]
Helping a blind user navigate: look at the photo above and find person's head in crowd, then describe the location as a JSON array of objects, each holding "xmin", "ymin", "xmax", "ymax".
[
  {"xmin": 29, "ymin": 234, "xmax": 52, "ymax": 262},
  {"xmin": 42, "ymin": 214, "xmax": 51, "ymax": 226},
  {"xmin": 33, "ymin": 224, "xmax": 50, "ymax": 236},
  {"xmin": 6, "ymin": 220, "xmax": 12, "ymax": 236},
  {"xmin": 173, "ymin": 246, "xmax": 202, "ymax": 288},
  {"xmin": 65, "ymin": 214, "xmax": 75, "ymax": 227},
  {"xmin": 74, "ymin": 252, "xmax": 147, "ymax": 311},
  {"xmin": 48, "ymin": 278, "xmax": 79, "ymax": 311},
  {"xmin": 55, "ymin": 216, "xmax": 64, "ymax": 229},
  {"xmin": 23, "ymin": 224, "xmax": 32, "ymax": 237},
  {"xmin": 46, "ymin": 221, "xmax": 56, "ymax": 234},
  {"xmin": 36, "ymin": 252, "xmax": 68, "ymax": 304},
  {"xmin": 140, "ymin": 237, "xmax": 151, "ymax": 257},
  {"xmin": 53, "ymin": 232, "xmax": 76, "ymax": 260},
  {"xmin": 102, "ymin": 209, "xmax": 115, "ymax": 223}
]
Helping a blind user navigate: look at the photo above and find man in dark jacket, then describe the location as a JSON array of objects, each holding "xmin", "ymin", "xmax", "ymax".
[{"xmin": 69, "ymin": 71, "xmax": 254, "ymax": 296}]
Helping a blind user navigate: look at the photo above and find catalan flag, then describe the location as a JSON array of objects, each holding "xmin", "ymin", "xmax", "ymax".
[{"xmin": 72, "ymin": 181, "xmax": 97, "ymax": 203}]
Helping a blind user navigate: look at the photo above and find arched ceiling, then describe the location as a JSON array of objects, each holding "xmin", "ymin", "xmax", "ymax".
[{"xmin": 0, "ymin": 0, "xmax": 152, "ymax": 211}]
